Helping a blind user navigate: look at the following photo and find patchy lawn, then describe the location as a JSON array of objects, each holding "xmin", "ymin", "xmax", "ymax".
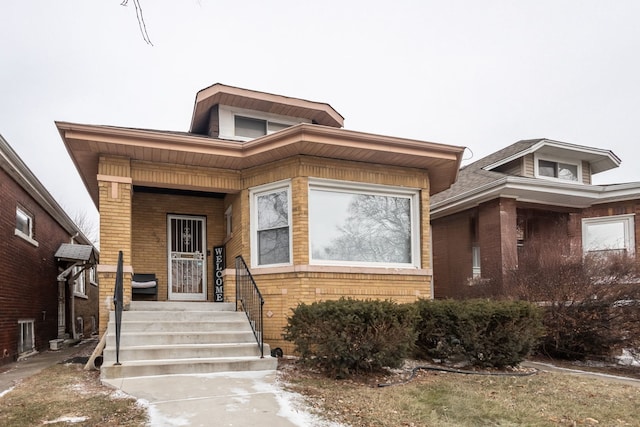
[
  {"xmin": 0, "ymin": 362, "xmax": 147, "ymax": 427},
  {"xmin": 279, "ymin": 359, "xmax": 640, "ymax": 427}
]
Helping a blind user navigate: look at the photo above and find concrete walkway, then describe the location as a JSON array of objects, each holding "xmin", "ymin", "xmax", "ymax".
[
  {"xmin": 522, "ymin": 360, "xmax": 640, "ymax": 387},
  {"xmin": 0, "ymin": 339, "xmax": 94, "ymax": 395},
  {"xmin": 102, "ymin": 371, "xmax": 340, "ymax": 427}
]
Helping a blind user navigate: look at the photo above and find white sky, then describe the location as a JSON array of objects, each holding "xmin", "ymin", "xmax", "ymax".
[{"xmin": 2, "ymin": 1, "xmax": 639, "ymax": 229}]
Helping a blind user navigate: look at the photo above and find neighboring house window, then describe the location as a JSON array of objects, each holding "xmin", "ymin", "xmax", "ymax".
[
  {"xmin": 74, "ymin": 266, "xmax": 86, "ymax": 296},
  {"xmin": 582, "ymin": 214, "xmax": 635, "ymax": 255},
  {"xmin": 472, "ymin": 245, "xmax": 481, "ymax": 278},
  {"xmin": 18, "ymin": 319, "xmax": 35, "ymax": 355},
  {"xmin": 235, "ymin": 116, "xmax": 291, "ymax": 139},
  {"xmin": 89, "ymin": 266, "xmax": 98, "ymax": 286},
  {"xmin": 535, "ymin": 156, "xmax": 580, "ymax": 182},
  {"xmin": 250, "ymin": 181, "xmax": 292, "ymax": 267},
  {"xmin": 308, "ymin": 179, "xmax": 420, "ymax": 267},
  {"xmin": 15, "ymin": 207, "xmax": 38, "ymax": 246}
]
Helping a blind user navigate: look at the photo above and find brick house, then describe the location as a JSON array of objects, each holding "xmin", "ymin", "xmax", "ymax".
[
  {"xmin": 56, "ymin": 83, "xmax": 464, "ymax": 352},
  {"xmin": 431, "ymin": 139, "xmax": 640, "ymax": 298},
  {"xmin": 0, "ymin": 135, "xmax": 98, "ymax": 364}
]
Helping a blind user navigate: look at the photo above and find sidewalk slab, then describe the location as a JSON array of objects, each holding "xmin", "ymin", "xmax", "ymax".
[
  {"xmin": 522, "ymin": 361, "xmax": 640, "ymax": 387},
  {"xmin": 102, "ymin": 370, "xmax": 342, "ymax": 427}
]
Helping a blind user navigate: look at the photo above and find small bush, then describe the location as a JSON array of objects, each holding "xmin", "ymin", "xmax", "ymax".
[
  {"xmin": 414, "ymin": 299, "xmax": 544, "ymax": 368},
  {"xmin": 283, "ymin": 298, "xmax": 418, "ymax": 378}
]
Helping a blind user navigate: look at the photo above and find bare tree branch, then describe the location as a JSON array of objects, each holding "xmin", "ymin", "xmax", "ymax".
[{"xmin": 120, "ymin": 0, "xmax": 153, "ymax": 45}]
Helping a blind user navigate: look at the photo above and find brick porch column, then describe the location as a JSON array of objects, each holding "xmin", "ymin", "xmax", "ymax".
[
  {"xmin": 96, "ymin": 156, "xmax": 133, "ymax": 336},
  {"xmin": 478, "ymin": 198, "xmax": 518, "ymax": 292}
]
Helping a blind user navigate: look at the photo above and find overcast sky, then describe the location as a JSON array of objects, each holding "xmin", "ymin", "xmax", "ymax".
[{"xmin": 2, "ymin": 1, "xmax": 639, "ymax": 229}]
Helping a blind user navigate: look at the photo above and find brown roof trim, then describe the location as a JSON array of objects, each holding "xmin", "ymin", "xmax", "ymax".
[
  {"xmin": 190, "ymin": 83, "xmax": 344, "ymax": 134},
  {"xmin": 57, "ymin": 121, "xmax": 464, "ymax": 206}
]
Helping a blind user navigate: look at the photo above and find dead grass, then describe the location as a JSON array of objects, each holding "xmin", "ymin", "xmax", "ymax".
[
  {"xmin": 0, "ymin": 362, "xmax": 148, "ymax": 427},
  {"xmin": 279, "ymin": 360, "xmax": 640, "ymax": 427}
]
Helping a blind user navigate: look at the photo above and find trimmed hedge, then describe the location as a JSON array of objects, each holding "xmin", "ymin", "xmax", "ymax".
[
  {"xmin": 414, "ymin": 299, "xmax": 544, "ymax": 368},
  {"xmin": 283, "ymin": 298, "xmax": 418, "ymax": 378}
]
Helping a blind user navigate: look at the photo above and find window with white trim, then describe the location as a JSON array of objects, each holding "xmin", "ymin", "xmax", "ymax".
[
  {"xmin": 250, "ymin": 181, "xmax": 292, "ymax": 267},
  {"xmin": 472, "ymin": 245, "xmax": 481, "ymax": 278},
  {"xmin": 308, "ymin": 179, "xmax": 420, "ymax": 267},
  {"xmin": 18, "ymin": 319, "xmax": 35, "ymax": 355},
  {"xmin": 74, "ymin": 266, "xmax": 86, "ymax": 296},
  {"xmin": 235, "ymin": 116, "xmax": 291, "ymax": 139},
  {"xmin": 15, "ymin": 207, "xmax": 38, "ymax": 246},
  {"xmin": 89, "ymin": 266, "xmax": 98, "ymax": 286},
  {"xmin": 535, "ymin": 155, "xmax": 580, "ymax": 182},
  {"xmin": 582, "ymin": 214, "xmax": 635, "ymax": 256}
]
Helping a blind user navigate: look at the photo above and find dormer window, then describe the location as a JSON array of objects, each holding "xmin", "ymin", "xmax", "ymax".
[
  {"xmin": 234, "ymin": 116, "xmax": 291, "ymax": 139},
  {"xmin": 535, "ymin": 155, "xmax": 581, "ymax": 183}
]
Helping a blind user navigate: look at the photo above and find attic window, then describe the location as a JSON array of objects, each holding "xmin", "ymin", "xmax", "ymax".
[
  {"xmin": 536, "ymin": 159, "xmax": 579, "ymax": 182},
  {"xmin": 234, "ymin": 116, "xmax": 291, "ymax": 139}
]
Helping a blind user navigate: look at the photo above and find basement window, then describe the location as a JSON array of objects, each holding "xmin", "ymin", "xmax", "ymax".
[{"xmin": 18, "ymin": 319, "xmax": 35, "ymax": 355}]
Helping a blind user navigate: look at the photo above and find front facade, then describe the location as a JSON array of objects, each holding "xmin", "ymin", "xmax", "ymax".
[
  {"xmin": 58, "ymin": 84, "xmax": 464, "ymax": 351},
  {"xmin": 0, "ymin": 135, "xmax": 98, "ymax": 364},
  {"xmin": 431, "ymin": 139, "xmax": 640, "ymax": 298}
]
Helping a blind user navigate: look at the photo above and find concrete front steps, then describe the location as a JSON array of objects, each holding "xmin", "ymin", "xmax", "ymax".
[{"xmin": 101, "ymin": 301, "xmax": 276, "ymax": 380}]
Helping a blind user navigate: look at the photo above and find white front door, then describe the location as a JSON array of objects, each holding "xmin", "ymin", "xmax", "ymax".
[{"xmin": 168, "ymin": 215, "xmax": 207, "ymax": 301}]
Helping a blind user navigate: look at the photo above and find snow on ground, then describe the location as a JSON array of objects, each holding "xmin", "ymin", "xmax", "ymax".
[
  {"xmin": 43, "ymin": 416, "xmax": 88, "ymax": 424},
  {"xmin": 0, "ymin": 386, "xmax": 14, "ymax": 398}
]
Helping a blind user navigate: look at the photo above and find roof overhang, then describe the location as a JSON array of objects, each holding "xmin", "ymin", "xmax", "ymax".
[
  {"xmin": 57, "ymin": 122, "xmax": 465, "ymax": 207},
  {"xmin": 55, "ymin": 243, "xmax": 98, "ymax": 264},
  {"xmin": 190, "ymin": 84, "xmax": 344, "ymax": 134},
  {"xmin": 483, "ymin": 139, "xmax": 621, "ymax": 174},
  {"xmin": 431, "ymin": 176, "xmax": 640, "ymax": 219}
]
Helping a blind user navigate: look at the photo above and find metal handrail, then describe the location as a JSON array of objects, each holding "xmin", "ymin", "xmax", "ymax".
[
  {"xmin": 113, "ymin": 251, "xmax": 124, "ymax": 365},
  {"xmin": 235, "ymin": 256, "xmax": 265, "ymax": 358}
]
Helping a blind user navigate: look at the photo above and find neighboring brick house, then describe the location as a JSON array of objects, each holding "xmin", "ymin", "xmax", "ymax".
[
  {"xmin": 431, "ymin": 139, "xmax": 640, "ymax": 298},
  {"xmin": 0, "ymin": 135, "xmax": 98, "ymax": 364},
  {"xmin": 56, "ymin": 83, "xmax": 464, "ymax": 351}
]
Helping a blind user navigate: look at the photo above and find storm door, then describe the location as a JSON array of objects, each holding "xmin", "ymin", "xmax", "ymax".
[{"xmin": 168, "ymin": 215, "xmax": 207, "ymax": 301}]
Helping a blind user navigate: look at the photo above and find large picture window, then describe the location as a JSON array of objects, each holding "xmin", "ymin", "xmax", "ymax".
[
  {"xmin": 251, "ymin": 181, "xmax": 292, "ymax": 267},
  {"xmin": 582, "ymin": 214, "xmax": 635, "ymax": 255},
  {"xmin": 309, "ymin": 180, "xmax": 420, "ymax": 267}
]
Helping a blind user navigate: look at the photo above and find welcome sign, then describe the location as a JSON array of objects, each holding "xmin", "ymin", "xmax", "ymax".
[{"xmin": 213, "ymin": 246, "xmax": 225, "ymax": 302}]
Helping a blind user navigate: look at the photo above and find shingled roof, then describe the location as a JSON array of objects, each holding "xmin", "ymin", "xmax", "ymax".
[{"xmin": 431, "ymin": 139, "xmax": 542, "ymax": 204}]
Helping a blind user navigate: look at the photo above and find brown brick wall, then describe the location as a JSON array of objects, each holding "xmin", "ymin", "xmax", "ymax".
[
  {"xmin": 0, "ymin": 168, "xmax": 72, "ymax": 364},
  {"xmin": 432, "ymin": 210, "xmax": 474, "ymax": 298},
  {"xmin": 74, "ymin": 271, "xmax": 100, "ymax": 338}
]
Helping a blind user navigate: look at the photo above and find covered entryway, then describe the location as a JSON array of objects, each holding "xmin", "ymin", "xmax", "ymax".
[{"xmin": 168, "ymin": 215, "xmax": 207, "ymax": 301}]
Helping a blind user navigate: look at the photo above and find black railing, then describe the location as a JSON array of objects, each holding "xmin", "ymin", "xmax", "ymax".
[
  {"xmin": 113, "ymin": 250, "xmax": 124, "ymax": 365},
  {"xmin": 235, "ymin": 256, "xmax": 265, "ymax": 358}
]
